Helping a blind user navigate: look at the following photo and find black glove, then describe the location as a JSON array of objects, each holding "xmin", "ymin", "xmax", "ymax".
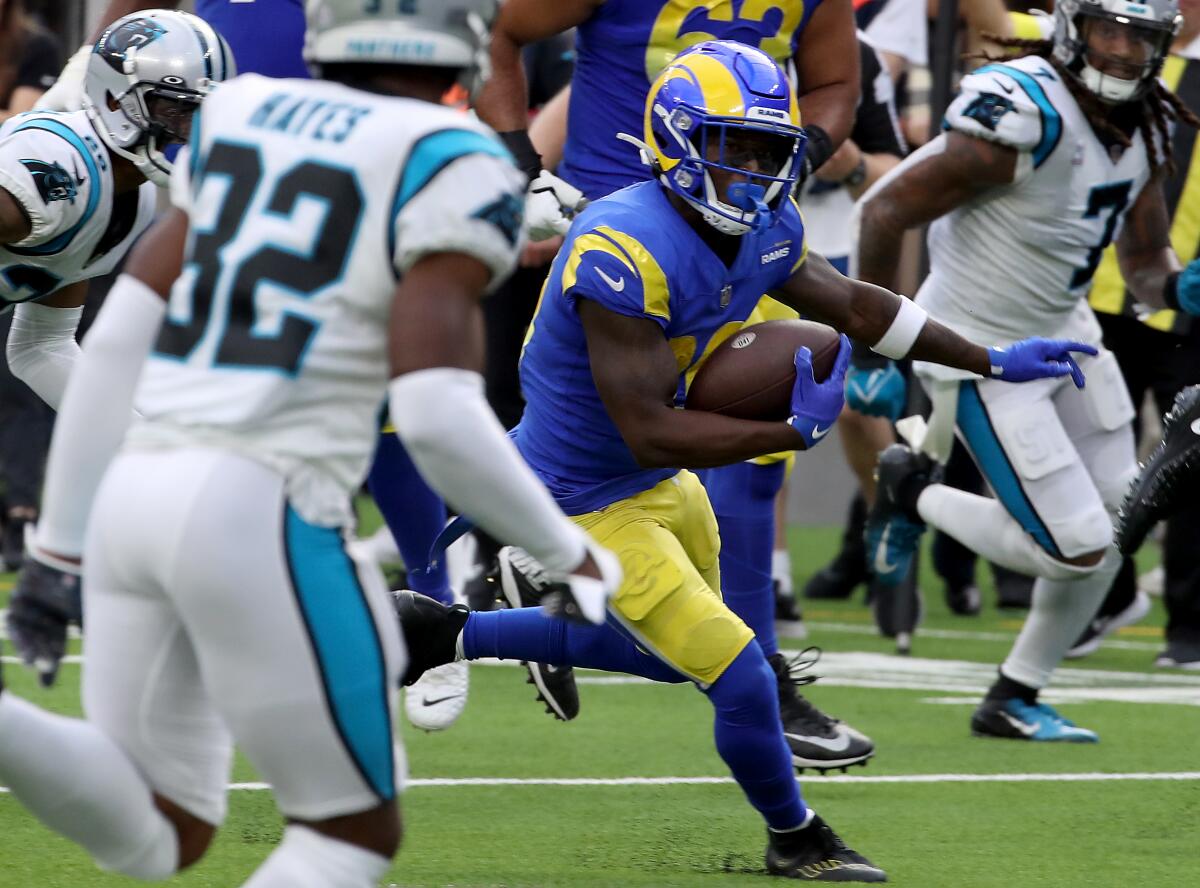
[{"xmin": 8, "ymin": 548, "xmax": 82, "ymax": 688}]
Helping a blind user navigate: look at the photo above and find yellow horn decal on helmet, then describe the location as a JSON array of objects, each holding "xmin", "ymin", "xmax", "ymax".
[{"xmin": 644, "ymin": 53, "xmax": 747, "ymax": 175}]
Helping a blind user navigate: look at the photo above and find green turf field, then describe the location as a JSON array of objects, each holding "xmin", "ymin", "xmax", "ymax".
[{"xmin": 1, "ymin": 525, "xmax": 1198, "ymax": 887}]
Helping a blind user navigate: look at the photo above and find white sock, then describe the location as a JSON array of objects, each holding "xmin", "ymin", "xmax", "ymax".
[
  {"xmin": 0, "ymin": 693, "xmax": 178, "ymax": 880},
  {"xmin": 1001, "ymin": 547, "xmax": 1122, "ymax": 689},
  {"xmin": 916, "ymin": 486, "xmax": 1089, "ymax": 582},
  {"xmin": 242, "ymin": 825, "xmax": 392, "ymax": 888},
  {"xmin": 771, "ymin": 549, "xmax": 793, "ymax": 596}
]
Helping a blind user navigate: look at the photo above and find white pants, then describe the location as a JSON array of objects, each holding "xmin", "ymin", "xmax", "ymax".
[
  {"xmin": 83, "ymin": 447, "xmax": 405, "ymax": 825},
  {"xmin": 947, "ymin": 350, "xmax": 1137, "ymax": 558}
]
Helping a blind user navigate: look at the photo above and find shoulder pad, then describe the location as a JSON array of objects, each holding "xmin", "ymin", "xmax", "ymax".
[{"xmin": 944, "ymin": 60, "xmax": 1063, "ymax": 168}]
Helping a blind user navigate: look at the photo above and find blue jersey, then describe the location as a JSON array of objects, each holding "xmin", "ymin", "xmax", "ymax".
[
  {"xmin": 560, "ymin": 0, "xmax": 821, "ymax": 200},
  {"xmin": 195, "ymin": 0, "xmax": 308, "ymax": 79},
  {"xmin": 515, "ymin": 182, "xmax": 808, "ymax": 514}
]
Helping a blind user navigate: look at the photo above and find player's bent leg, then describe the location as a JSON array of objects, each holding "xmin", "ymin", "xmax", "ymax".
[{"xmin": 241, "ymin": 807, "xmax": 399, "ymax": 888}]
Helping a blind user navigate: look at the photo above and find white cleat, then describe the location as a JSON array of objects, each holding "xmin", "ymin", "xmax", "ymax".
[{"xmin": 405, "ymin": 660, "xmax": 468, "ymax": 732}]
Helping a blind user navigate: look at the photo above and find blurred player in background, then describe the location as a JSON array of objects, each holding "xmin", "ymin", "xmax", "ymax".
[
  {"xmin": 0, "ymin": 2, "xmax": 620, "ymax": 885},
  {"xmin": 398, "ymin": 41, "xmax": 1095, "ymax": 882},
  {"xmin": 857, "ymin": 0, "xmax": 1200, "ymax": 742}
]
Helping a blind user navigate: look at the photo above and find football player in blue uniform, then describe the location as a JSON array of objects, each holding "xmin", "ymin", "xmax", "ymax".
[
  {"xmin": 474, "ymin": 0, "xmax": 875, "ymax": 759},
  {"xmin": 398, "ymin": 41, "xmax": 1096, "ymax": 881}
]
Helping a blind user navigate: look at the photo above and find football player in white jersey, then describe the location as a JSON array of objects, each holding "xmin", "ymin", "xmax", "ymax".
[
  {"xmin": 0, "ymin": 10, "xmax": 231, "ymax": 409},
  {"xmin": 1, "ymin": 9, "xmax": 233, "ymax": 687},
  {"xmin": 855, "ymin": 0, "xmax": 1200, "ymax": 741},
  {"xmin": 0, "ymin": 2, "xmax": 619, "ymax": 886}
]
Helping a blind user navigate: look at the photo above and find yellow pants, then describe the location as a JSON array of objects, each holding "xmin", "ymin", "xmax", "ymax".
[{"xmin": 572, "ymin": 471, "xmax": 755, "ymax": 686}]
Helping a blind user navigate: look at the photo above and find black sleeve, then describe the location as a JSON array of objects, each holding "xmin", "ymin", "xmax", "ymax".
[
  {"xmin": 851, "ymin": 38, "xmax": 907, "ymax": 158},
  {"xmin": 522, "ymin": 31, "xmax": 577, "ymax": 110},
  {"xmin": 15, "ymin": 31, "xmax": 64, "ymax": 94}
]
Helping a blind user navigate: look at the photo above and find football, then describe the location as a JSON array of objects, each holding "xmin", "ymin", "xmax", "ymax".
[{"xmin": 684, "ymin": 319, "xmax": 841, "ymax": 420}]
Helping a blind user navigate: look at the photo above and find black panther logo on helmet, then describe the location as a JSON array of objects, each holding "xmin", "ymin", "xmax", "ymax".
[{"xmin": 96, "ymin": 19, "xmax": 168, "ymax": 73}]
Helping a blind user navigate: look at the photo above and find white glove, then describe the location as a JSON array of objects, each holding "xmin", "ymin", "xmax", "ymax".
[
  {"xmin": 542, "ymin": 537, "xmax": 621, "ymax": 626},
  {"xmin": 36, "ymin": 44, "xmax": 92, "ymax": 112},
  {"xmin": 524, "ymin": 170, "xmax": 587, "ymax": 241}
]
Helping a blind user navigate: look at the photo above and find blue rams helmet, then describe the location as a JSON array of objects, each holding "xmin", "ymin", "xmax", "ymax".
[{"xmin": 639, "ymin": 41, "xmax": 806, "ymax": 236}]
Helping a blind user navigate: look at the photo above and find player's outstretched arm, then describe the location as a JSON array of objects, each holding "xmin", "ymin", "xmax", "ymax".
[
  {"xmin": 577, "ymin": 300, "xmax": 839, "ymax": 467},
  {"xmin": 780, "ymin": 244, "xmax": 1097, "ymax": 386},
  {"xmin": 387, "ymin": 253, "xmax": 618, "ymax": 621},
  {"xmin": 6, "ymin": 280, "xmax": 87, "ymax": 411},
  {"xmin": 855, "ymin": 131, "xmax": 1016, "ymax": 291},
  {"xmin": 11, "ymin": 208, "xmax": 183, "ymax": 687},
  {"xmin": 37, "ymin": 0, "xmax": 184, "ymax": 111}
]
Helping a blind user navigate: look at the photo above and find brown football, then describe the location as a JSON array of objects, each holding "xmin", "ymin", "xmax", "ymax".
[{"xmin": 684, "ymin": 319, "xmax": 841, "ymax": 420}]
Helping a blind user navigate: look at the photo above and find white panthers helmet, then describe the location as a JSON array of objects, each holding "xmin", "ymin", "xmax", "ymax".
[
  {"xmin": 82, "ymin": 10, "xmax": 234, "ymax": 186},
  {"xmin": 304, "ymin": 0, "xmax": 497, "ymax": 96},
  {"xmin": 1053, "ymin": 0, "xmax": 1181, "ymax": 103}
]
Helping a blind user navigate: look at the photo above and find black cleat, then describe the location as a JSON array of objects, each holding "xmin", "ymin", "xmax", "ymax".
[
  {"xmin": 766, "ymin": 814, "xmax": 887, "ymax": 882},
  {"xmin": 1116, "ymin": 385, "xmax": 1200, "ymax": 555},
  {"xmin": 943, "ymin": 581, "xmax": 981, "ymax": 617},
  {"xmin": 770, "ymin": 651, "xmax": 874, "ymax": 772},
  {"xmin": 775, "ymin": 579, "xmax": 804, "ymax": 622},
  {"xmin": 391, "ymin": 591, "xmax": 468, "ymax": 687},
  {"xmin": 1155, "ymin": 638, "xmax": 1200, "ymax": 670},
  {"xmin": 804, "ymin": 496, "xmax": 869, "ymax": 601},
  {"xmin": 498, "ymin": 547, "xmax": 581, "ymax": 721},
  {"xmin": 864, "ymin": 445, "xmax": 935, "ymax": 590}
]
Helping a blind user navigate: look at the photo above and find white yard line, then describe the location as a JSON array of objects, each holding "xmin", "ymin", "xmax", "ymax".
[{"xmin": 7, "ymin": 773, "xmax": 1198, "ymax": 796}]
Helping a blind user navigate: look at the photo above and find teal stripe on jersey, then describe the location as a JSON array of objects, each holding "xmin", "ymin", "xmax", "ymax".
[
  {"xmin": 956, "ymin": 382, "xmax": 1062, "ymax": 557},
  {"xmin": 387, "ymin": 128, "xmax": 512, "ymax": 265},
  {"xmin": 8, "ymin": 117, "xmax": 101, "ymax": 256},
  {"xmin": 974, "ymin": 64, "xmax": 1062, "ymax": 168},
  {"xmin": 284, "ymin": 506, "xmax": 395, "ymax": 802}
]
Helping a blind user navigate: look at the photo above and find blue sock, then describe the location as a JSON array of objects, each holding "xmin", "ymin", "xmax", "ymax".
[
  {"xmin": 705, "ymin": 644, "xmax": 806, "ymax": 829},
  {"xmin": 367, "ymin": 432, "xmax": 452, "ymax": 604},
  {"xmin": 463, "ymin": 609, "xmax": 687, "ymax": 683},
  {"xmin": 700, "ymin": 461, "xmax": 786, "ymax": 658}
]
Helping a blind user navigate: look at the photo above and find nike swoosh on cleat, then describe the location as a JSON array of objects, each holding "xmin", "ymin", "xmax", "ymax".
[
  {"xmin": 595, "ymin": 268, "xmax": 626, "ymax": 292},
  {"xmin": 421, "ymin": 695, "xmax": 463, "ymax": 707},
  {"xmin": 873, "ymin": 525, "xmax": 897, "ymax": 574},
  {"xmin": 998, "ymin": 711, "xmax": 1037, "ymax": 737},
  {"xmin": 785, "ymin": 729, "xmax": 852, "ymax": 753}
]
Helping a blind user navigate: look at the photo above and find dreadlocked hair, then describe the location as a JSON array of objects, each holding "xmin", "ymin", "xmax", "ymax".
[{"xmin": 976, "ymin": 35, "xmax": 1200, "ymax": 180}]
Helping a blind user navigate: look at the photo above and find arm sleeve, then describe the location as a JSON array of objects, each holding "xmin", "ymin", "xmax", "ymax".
[
  {"xmin": 0, "ymin": 126, "xmax": 93, "ymax": 246},
  {"xmin": 389, "ymin": 367, "xmax": 588, "ymax": 574},
  {"xmin": 169, "ymin": 144, "xmax": 192, "ymax": 212},
  {"xmin": 36, "ymin": 275, "xmax": 166, "ymax": 557},
  {"xmin": 942, "ymin": 64, "xmax": 1060, "ymax": 180},
  {"xmin": 392, "ymin": 146, "xmax": 526, "ymax": 291},
  {"xmin": 560, "ymin": 224, "xmax": 673, "ymax": 328},
  {"xmin": 6, "ymin": 302, "xmax": 82, "ymax": 409}
]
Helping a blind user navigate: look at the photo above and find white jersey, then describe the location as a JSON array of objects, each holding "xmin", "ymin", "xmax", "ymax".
[
  {"xmin": 0, "ymin": 111, "xmax": 157, "ymax": 304},
  {"xmin": 128, "ymin": 74, "xmax": 525, "ymax": 525},
  {"xmin": 916, "ymin": 55, "xmax": 1155, "ymax": 351}
]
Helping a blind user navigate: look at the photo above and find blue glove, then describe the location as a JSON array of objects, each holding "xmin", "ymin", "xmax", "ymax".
[
  {"xmin": 788, "ymin": 334, "xmax": 852, "ymax": 449},
  {"xmin": 1174, "ymin": 258, "xmax": 1200, "ymax": 315},
  {"xmin": 845, "ymin": 361, "xmax": 907, "ymax": 420},
  {"xmin": 987, "ymin": 338, "xmax": 1099, "ymax": 388}
]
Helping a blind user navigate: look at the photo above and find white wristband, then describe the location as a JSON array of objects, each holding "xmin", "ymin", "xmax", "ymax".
[{"xmin": 872, "ymin": 296, "xmax": 927, "ymax": 359}]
